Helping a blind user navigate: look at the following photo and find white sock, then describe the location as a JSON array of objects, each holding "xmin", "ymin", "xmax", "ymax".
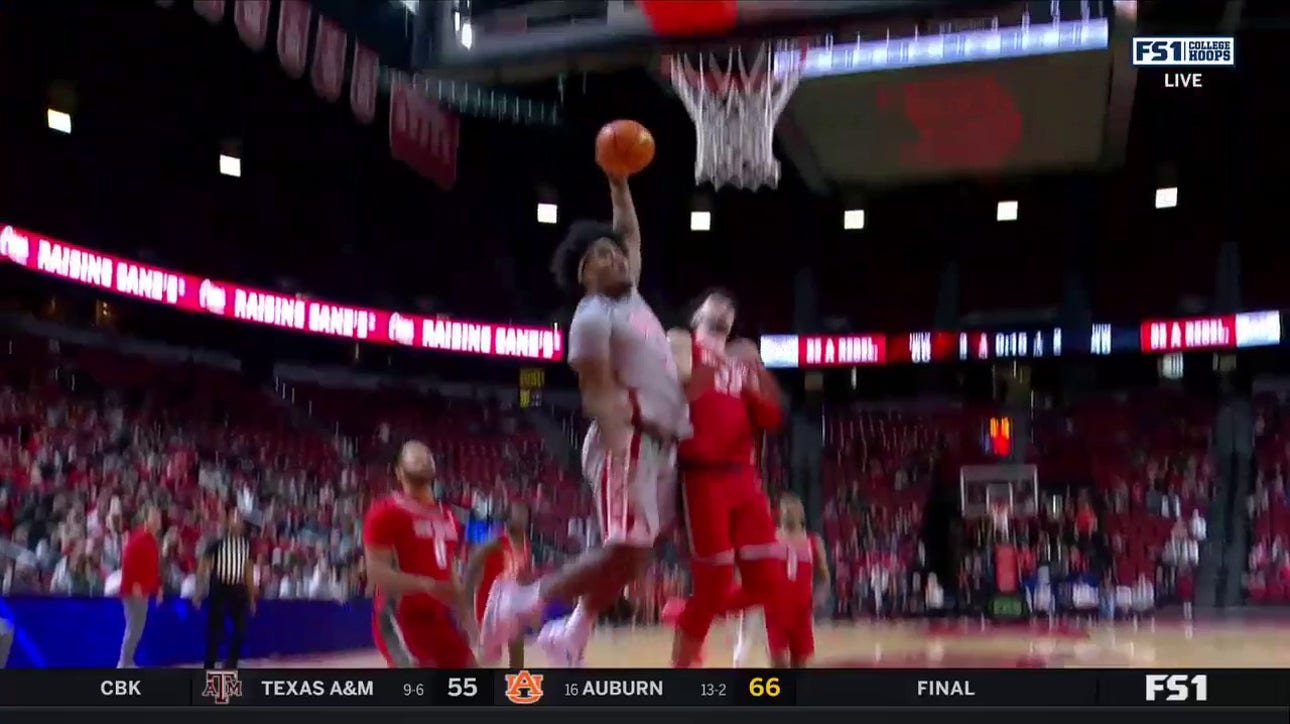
[
  {"xmin": 733, "ymin": 615, "xmax": 747, "ymax": 666},
  {"xmin": 567, "ymin": 602, "xmax": 596, "ymax": 642},
  {"xmin": 734, "ymin": 607, "xmax": 765, "ymax": 667}
]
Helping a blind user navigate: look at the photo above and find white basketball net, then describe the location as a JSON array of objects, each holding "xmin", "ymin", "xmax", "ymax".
[{"xmin": 667, "ymin": 43, "xmax": 804, "ymax": 191}]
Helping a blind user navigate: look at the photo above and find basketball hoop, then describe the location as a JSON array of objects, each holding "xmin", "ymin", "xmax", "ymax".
[{"xmin": 663, "ymin": 40, "xmax": 807, "ymax": 191}]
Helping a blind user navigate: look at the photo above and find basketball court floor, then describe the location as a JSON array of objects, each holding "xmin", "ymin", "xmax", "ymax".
[{"xmin": 239, "ymin": 617, "xmax": 1290, "ymax": 669}]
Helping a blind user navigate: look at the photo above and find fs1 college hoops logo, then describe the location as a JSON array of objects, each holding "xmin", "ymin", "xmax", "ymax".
[
  {"xmin": 1131, "ymin": 36, "xmax": 1234, "ymax": 90},
  {"xmin": 504, "ymin": 670, "xmax": 545, "ymax": 704},
  {"xmin": 202, "ymin": 670, "xmax": 244, "ymax": 705}
]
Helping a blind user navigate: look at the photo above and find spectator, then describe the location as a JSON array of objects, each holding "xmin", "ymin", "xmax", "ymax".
[
  {"xmin": 117, "ymin": 503, "xmax": 163, "ymax": 668},
  {"xmin": 924, "ymin": 572, "xmax": 944, "ymax": 614},
  {"xmin": 1189, "ymin": 509, "xmax": 1206, "ymax": 542},
  {"xmin": 278, "ymin": 565, "xmax": 305, "ymax": 599},
  {"xmin": 53, "ymin": 549, "xmax": 104, "ymax": 596},
  {"xmin": 307, "ymin": 559, "xmax": 339, "ymax": 600}
]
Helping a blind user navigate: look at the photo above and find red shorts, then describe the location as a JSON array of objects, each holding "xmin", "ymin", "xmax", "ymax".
[
  {"xmin": 766, "ymin": 598, "xmax": 814, "ymax": 660},
  {"xmin": 681, "ymin": 467, "xmax": 777, "ymax": 563},
  {"xmin": 373, "ymin": 608, "xmax": 475, "ymax": 668}
]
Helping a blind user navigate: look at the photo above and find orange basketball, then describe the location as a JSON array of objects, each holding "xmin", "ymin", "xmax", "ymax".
[{"xmin": 595, "ymin": 120, "xmax": 655, "ymax": 177}]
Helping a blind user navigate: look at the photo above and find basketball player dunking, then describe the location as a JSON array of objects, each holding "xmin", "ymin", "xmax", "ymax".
[
  {"xmin": 479, "ymin": 172, "xmax": 690, "ymax": 666},
  {"xmin": 363, "ymin": 441, "xmax": 476, "ymax": 668},
  {"xmin": 770, "ymin": 493, "xmax": 829, "ymax": 668},
  {"xmin": 668, "ymin": 290, "xmax": 789, "ymax": 668},
  {"xmin": 464, "ymin": 503, "xmax": 532, "ymax": 667}
]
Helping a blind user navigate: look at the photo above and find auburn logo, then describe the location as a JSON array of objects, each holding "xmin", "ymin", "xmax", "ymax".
[{"xmin": 504, "ymin": 669, "xmax": 545, "ymax": 705}]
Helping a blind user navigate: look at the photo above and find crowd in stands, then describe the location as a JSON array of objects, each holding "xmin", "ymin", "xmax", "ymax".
[
  {"xmin": 1246, "ymin": 393, "xmax": 1290, "ymax": 603},
  {"xmin": 0, "ymin": 328, "xmax": 1242, "ymax": 623},
  {"xmin": 815, "ymin": 393, "xmax": 1217, "ymax": 622},
  {"xmin": 0, "ymin": 330, "xmax": 593, "ymax": 602},
  {"xmin": 0, "ymin": 332, "xmax": 363, "ymax": 600},
  {"xmin": 822, "ymin": 409, "xmax": 941, "ymax": 619},
  {"xmin": 1000, "ymin": 394, "xmax": 1213, "ymax": 618}
]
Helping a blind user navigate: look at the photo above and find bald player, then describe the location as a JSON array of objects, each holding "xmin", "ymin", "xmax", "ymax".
[
  {"xmin": 668, "ymin": 289, "xmax": 788, "ymax": 668},
  {"xmin": 479, "ymin": 172, "xmax": 690, "ymax": 666},
  {"xmin": 363, "ymin": 441, "xmax": 474, "ymax": 668}
]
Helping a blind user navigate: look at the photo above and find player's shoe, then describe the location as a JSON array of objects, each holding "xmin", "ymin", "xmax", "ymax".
[
  {"xmin": 732, "ymin": 606, "xmax": 766, "ymax": 668},
  {"xmin": 479, "ymin": 580, "xmax": 527, "ymax": 664},
  {"xmin": 537, "ymin": 616, "xmax": 588, "ymax": 668}
]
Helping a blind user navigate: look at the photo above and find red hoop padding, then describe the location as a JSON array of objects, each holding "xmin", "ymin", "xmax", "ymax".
[{"xmin": 640, "ymin": 0, "xmax": 738, "ymax": 37}]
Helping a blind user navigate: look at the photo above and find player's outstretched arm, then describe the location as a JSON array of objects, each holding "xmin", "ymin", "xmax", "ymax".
[
  {"xmin": 730, "ymin": 339, "xmax": 785, "ymax": 431},
  {"xmin": 667, "ymin": 328, "xmax": 693, "ymax": 384},
  {"xmin": 461, "ymin": 540, "xmax": 500, "ymax": 605},
  {"xmin": 608, "ymin": 175, "xmax": 642, "ymax": 284},
  {"xmin": 364, "ymin": 548, "xmax": 460, "ymax": 603}
]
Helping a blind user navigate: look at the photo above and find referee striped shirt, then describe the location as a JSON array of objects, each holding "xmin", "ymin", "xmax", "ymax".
[{"xmin": 205, "ymin": 535, "xmax": 251, "ymax": 587}]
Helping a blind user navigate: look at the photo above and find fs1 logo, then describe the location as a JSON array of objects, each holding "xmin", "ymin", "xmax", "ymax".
[
  {"xmin": 1132, "ymin": 37, "xmax": 1235, "ymax": 67},
  {"xmin": 1145, "ymin": 674, "xmax": 1209, "ymax": 702}
]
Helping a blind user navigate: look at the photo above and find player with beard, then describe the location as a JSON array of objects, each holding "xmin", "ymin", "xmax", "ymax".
[
  {"xmin": 667, "ymin": 289, "xmax": 788, "ymax": 668},
  {"xmin": 769, "ymin": 493, "xmax": 829, "ymax": 667},
  {"xmin": 479, "ymin": 173, "xmax": 690, "ymax": 666},
  {"xmin": 363, "ymin": 441, "xmax": 474, "ymax": 668},
  {"xmin": 465, "ymin": 503, "xmax": 533, "ymax": 667}
]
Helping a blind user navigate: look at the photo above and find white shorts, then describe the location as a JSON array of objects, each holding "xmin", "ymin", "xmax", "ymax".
[{"xmin": 582, "ymin": 428, "xmax": 677, "ymax": 548}]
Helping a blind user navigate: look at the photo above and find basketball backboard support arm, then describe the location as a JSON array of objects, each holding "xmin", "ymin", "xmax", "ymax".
[
  {"xmin": 774, "ymin": 111, "xmax": 832, "ymax": 197},
  {"xmin": 413, "ymin": 0, "xmax": 975, "ymax": 80},
  {"xmin": 416, "ymin": 0, "xmax": 654, "ymax": 79},
  {"xmin": 1099, "ymin": 1, "xmax": 1140, "ymax": 169}
]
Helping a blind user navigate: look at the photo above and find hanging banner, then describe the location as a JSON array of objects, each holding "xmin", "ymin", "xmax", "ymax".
[
  {"xmin": 389, "ymin": 73, "xmax": 460, "ymax": 191},
  {"xmin": 193, "ymin": 0, "xmax": 226, "ymax": 23},
  {"xmin": 234, "ymin": 0, "xmax": 272, "ymax": 51},
  {"xmin": 277, "ymin": 0, "xmax": 313, "ymax": 79},
  {"xmin": 310, "ymin": 15, "xmax": 349, "ymax": 103},
  {"xmin": 349, "ymin": 43, "xmax": 379, "ymax": 125}
]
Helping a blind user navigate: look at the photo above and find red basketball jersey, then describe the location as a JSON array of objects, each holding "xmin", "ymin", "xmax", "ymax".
[
  {"xmin": 363, "ymin": 493, "xmax": 461, "ymax": 619},
  {"xmin": 782, "ymin": 532, "xmax": 817, "ymax": 605},
  {"xmin": 678, "ymin": 338, "xmax": 758, "ymax": 468}
]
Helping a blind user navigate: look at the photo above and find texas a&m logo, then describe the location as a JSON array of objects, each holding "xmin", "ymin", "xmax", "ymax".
[
  {"xmin": 504, "ymin": 669, "xmax": 545, "ymax": 705},
  {"xmin": 202, "ymin": 670, "xmax": 244, "ymax": 705}
]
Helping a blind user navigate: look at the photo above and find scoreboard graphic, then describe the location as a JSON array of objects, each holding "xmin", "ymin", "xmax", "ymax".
[{"xmin": 0, "ymin": 668, "xmax": 1287, "ymax": 708}]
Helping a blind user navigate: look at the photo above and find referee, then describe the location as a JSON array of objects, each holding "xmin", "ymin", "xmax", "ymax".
[{"xmin": 195, "ymin": 505, "xmax": 255, "ymax": 670}]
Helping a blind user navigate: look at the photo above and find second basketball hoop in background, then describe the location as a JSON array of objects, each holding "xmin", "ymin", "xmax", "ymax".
[{"xmin": 663, "ymin": 40, "xmax": 807, "ymax": 191}]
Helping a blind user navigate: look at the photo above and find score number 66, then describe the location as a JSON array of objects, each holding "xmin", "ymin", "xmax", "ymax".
[{"xmin": 748, "ymin": 677, "xmax": 781, "ymax": 697}]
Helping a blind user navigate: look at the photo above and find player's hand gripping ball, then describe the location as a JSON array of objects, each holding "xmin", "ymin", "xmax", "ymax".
[{"xmin": 596, "ymin": 120, "xmax": 656, "ymax": 178}]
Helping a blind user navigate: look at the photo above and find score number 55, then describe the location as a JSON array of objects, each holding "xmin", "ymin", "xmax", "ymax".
[
  {"xmin": 748, "ymin": 677, "xmax": 781, "ymax": 698},
  {"xmin": 447, "ymin": 678, "xmax": 479, "ymax": 697}
]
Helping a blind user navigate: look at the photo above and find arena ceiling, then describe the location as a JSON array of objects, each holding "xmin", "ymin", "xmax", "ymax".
[{"xmin": 311, "ymin": 0, "xmax": 1249, "ymax": 197}]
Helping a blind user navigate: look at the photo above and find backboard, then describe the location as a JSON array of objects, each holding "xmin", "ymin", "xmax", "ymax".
[{"xmin": 410, "ymin": 0, "xmax": 968, "ymax": 82}]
